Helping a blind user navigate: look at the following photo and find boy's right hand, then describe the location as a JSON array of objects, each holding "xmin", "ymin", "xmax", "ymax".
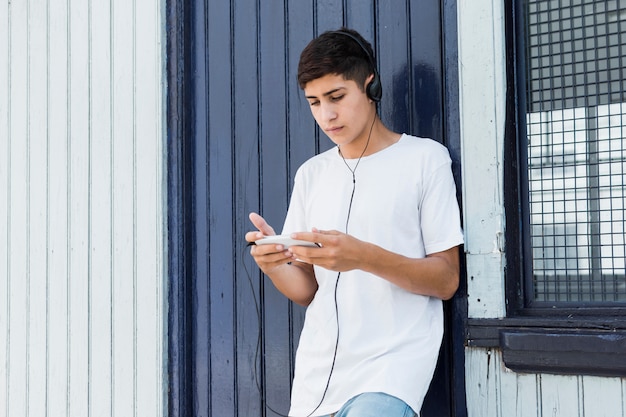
[
  {"xmin": 246, "ymin": 212, "xmax": 295, "ymax": 273},
  {"xmin": 247, "ymin": 212, "xmax": 276, "ymax": 238}
]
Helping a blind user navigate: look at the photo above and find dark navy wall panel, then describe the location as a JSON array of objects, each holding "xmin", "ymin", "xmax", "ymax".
[{"xmin": 168, "ymin": 0, "xmax": 465, "ymax": 416}]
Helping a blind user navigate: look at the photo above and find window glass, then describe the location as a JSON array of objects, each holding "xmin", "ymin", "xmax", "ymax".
[{"xmin": 524, "ymin": 0, "xmax": 626, "ymax": 304}]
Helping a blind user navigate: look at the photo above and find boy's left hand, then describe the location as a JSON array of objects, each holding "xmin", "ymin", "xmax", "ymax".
[{"xmin": 288, "ymin": 228, "xmax": 363, "ymax": 272}]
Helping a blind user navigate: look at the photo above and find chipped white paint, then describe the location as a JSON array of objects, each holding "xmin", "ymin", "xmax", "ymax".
[
  {"xmin": 458, "ymin": 0, "xmax": 506, "ymax": 318},
  {"xmin": 459, "ymin": 1, "xmax": 626, "ymax": 416},
  {"xmin": 465, "ymin": 253, "xmax": 506, "ymax": 318},
  {"xmin": 0, "ymin": 1, "xmax": 165, "ymax": 416}
]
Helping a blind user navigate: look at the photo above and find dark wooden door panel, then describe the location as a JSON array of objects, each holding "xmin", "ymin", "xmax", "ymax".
[{"xmin": 167, "ymin": 1, "xmax": 463, "ymax": 416}]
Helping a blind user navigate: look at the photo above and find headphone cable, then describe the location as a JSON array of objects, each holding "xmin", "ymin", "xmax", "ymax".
[{"xmin": 306, "ymin": 113, "xmax": 376, "ymax": 416}]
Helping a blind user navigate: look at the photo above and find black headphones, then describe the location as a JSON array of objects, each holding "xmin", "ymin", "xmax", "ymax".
[{"xmin": 331, "ymin": 30, "xmax": 382, "ymax": 102}]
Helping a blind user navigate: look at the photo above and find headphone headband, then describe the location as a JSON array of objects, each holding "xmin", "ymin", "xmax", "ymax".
[{"xmin": 331, "ymin": 30, "xmax": 382, "ymax": 102}]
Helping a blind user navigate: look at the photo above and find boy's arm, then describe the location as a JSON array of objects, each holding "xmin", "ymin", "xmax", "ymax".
[
  {"xmin": 362, "ymin": 243, "xmax": 460, "ymax": 300},
  {"xmin": 246, "ymin": 212, "xmax": 318, "ymax": 306},
  {"xmin": 256, "ymin": 258, "xmax": 318, "ymax": 306},
  {"xmin": 287, "ymin": 229, "xmax": 460, "ymax": 300}
]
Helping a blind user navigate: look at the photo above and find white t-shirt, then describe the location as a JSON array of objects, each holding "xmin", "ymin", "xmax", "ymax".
[{"xmin": 282, "ymin": 134, "xmax": 464, "ymax": 416}]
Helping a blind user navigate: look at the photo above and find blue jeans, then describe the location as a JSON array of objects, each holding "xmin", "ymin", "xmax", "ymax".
[{"xmin": 322, "ymin": 392, "xmax": 417, "ymax": 417}]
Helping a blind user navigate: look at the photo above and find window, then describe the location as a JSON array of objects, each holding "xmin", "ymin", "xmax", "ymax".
[
  {"xmin": 523, "ymin": 0, "xmax": 626, "ymax": 307},
  {"xmin": 468, "ymin": 0, "xmax": 626, "ymax": 377}
]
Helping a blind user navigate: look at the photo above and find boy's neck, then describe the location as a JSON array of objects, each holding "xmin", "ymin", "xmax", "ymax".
[{"xmin": 339, "ymin": 119, "xmax": 402, "ymax": 159}]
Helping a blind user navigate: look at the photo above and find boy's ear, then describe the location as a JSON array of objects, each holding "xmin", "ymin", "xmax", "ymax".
[{"xmin": 365, "ymin": 72, "xmax": 382, "ymax": 102}]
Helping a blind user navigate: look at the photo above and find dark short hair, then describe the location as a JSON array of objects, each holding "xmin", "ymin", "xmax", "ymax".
[{"xmin": 297, "ymin": 27, "xmax": 376, "ymax": 90}]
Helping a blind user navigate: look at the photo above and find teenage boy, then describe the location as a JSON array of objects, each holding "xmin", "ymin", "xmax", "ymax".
[{"xmin": 246, "ymin": 28, "xmax": 463, "ymax": 417}]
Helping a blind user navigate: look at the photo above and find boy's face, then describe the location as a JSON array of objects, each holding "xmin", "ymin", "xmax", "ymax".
[{"xmin": 304, "ymin": 73, "xmax": 376, "ymax": 155}]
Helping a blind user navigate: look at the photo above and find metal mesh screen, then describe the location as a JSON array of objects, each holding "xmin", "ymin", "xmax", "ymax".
[{"xmin": 525, "ymin": 0, "xmax": 626, "ymax": 303}]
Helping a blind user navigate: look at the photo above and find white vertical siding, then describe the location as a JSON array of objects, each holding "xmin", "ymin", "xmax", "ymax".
[
  {"xmin": 0, "ymin": 0, "xmax": 165, "ymax": 416},
  {"xmin": 466, "ymin": 348, "xmax": 626, "ymax": 417},
  {"xmin": 48, "ymin": 2, "xmax": 71, "ymax": 416},
  {"xmin": 0, "ymin": 2, "xmax": 7, "ymax": 415},
  {"xmin": 458, "ymin": 1, "xmax": 626, "ymax": 416}
]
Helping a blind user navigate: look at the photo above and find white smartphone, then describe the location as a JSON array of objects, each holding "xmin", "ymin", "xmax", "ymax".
[{"xmin": 255, "ymin": 234, "xmax": 319, "ymax": 248}]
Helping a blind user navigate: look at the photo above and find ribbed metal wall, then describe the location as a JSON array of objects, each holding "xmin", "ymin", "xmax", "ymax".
[
  {"xmin": 183, "ymin": 1, "xmax": 457, "ymax": 416},
  {"xmin": 0, "ymin": 1, "xmax": 165, "ymax": 416}
]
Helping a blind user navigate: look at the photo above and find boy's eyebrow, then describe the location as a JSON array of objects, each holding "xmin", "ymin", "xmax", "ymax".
[{"xmin": 305, "ymin": 87, "xmax": 345, "ymax": 99}]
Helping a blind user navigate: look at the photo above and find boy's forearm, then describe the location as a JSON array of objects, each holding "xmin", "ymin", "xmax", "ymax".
[
  {"xmin": 360, "ymin": 242, "xmax": 460, "ymax": 300},
  {"xmin": 265, "ymin": 262, "xmax": 318, "ymax": 306}
]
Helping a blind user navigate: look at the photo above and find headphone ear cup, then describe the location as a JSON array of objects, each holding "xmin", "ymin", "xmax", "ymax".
[{"xmin": 367, "ymin": 72, "xmax": 382, "ymax": 102}]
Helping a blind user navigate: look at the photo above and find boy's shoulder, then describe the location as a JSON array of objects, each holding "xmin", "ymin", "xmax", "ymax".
[
  {"xmin": 387, "ymin": 134, "xmax": 452, "ymax": 165},
  {"xmin": 399, "ymin": 134, "xmax": 449, "ymax": 152},
  {"xmin": 302, "ymin": 145, "xmax": 338, "ymax": 165}
]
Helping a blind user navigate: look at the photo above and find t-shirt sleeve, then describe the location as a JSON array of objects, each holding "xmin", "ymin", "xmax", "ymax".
[{"xmin": 420, "ymin": 155, "xmax": 464, "ymax": 255}]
